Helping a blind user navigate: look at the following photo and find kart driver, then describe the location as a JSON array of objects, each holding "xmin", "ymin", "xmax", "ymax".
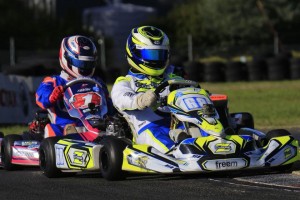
[
  {"xmin": 111, "ymin": 26, "xmax": 187, "ymax": 153},
  {"xmin": 35, "ymin": 35, "xmax": 114, "ymax": 140}
]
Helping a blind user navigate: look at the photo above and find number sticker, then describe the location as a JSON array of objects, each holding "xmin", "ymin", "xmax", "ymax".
[
  {"xmin": 70, "ymin": 92, "xmax": 102, "ymax": 109},
  {"xmin": 183, "ymin": 97, "xmax": 209, "ymax": 110}
]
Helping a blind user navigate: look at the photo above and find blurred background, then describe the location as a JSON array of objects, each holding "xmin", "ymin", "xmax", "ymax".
[{"xmin": 1, "ymin": 0, "xmax": 300, "ymax": 83}]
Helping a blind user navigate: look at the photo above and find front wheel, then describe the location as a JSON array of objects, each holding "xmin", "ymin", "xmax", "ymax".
[
  {"xmin": 99, "ymin": 137, "xmax": 128, "ymax": 181},
  {"xmin": 1, "ymin": 134, "xmax": 23, "ymax": 170},
  {"xmin": 39, "ymin": 137, "xmax": 65, "ymax": 178}
]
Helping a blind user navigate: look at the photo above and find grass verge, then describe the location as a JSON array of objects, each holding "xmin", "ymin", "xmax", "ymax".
[{"xmin": 1, "ymin": 80, "xmax": 300, "ymax": 135}]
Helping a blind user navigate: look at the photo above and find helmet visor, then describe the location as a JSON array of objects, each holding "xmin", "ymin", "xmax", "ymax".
[
  {"xmin": 137, "ymin": 49, "xmax": 169, "ymax": 61},
  {"xmin": 69, "ymin": 56, "xmax": 96, "ymax": 69}
]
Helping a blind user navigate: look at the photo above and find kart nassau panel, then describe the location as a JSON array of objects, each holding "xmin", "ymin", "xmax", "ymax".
[
  {"xmin": 63, "ymin": 80, "xmax": 107, "ymax": 139},
  {"xmin": 122, "ymin": 135, "xmax": 299, "ymax": 173},
  {"xmin": 11, "ymin": 141, "xmax": 40, "ymax": 166},
  {"xmin": 54, "ymin": 139, "xmax": 101, "ymax": 171}
]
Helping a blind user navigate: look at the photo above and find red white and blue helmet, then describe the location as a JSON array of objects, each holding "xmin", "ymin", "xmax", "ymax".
[
  {"xmin": 59, "ymin": 35, "xmax": 97, "ymax": 78},
  {"xmin": 126, "ymin": 26, "xmax": 170, "ymax": 76}
]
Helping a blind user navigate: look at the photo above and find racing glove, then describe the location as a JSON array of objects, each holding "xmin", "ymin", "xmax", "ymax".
[
  {"xmin": 49, "ymin": 86, "xmax": 64, "ymax": 104},
  {"xmin": 135, "ymin": 90, "xmax": 157, "ymax": 110}
]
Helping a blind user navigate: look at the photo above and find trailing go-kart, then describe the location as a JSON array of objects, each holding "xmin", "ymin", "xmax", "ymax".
[
  {"xmin": 0, "ymin": 77, "xmax": 107, "ymax": 171},
  {"xmin": 40, "ymin": 79, "xmax": 299, "ymax": 180},
  {"xmin": 0, "ymin": 110, "xmax": 49, "ymax": 170}
]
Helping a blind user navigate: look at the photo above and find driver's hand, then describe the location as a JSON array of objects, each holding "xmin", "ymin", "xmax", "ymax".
[
  {"xmin": 136, "ymin": 90, "xmax": 157, "ymax": 110},
  {"xmin": 49, "ymin": 86, "xmax": 64, "ymax": 104}
]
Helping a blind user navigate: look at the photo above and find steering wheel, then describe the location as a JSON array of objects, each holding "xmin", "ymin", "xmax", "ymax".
[
  {"xmin": 154, "ymin": 79, "xmax": 200, "ymax": 96},
  {"xmin": 153, "ymin": 79, "xmax": 200, "ymax": 107},
  {"xmin": 63, "ymin": 77, "xmax": 102, "ymax": 92}
]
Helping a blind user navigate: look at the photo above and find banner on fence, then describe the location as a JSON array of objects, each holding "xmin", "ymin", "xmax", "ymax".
[{"xmin": 0, "ymin": 73, "xmax": 43, "ymax": 124}]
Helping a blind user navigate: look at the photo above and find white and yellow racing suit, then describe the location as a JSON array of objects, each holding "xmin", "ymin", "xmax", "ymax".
[{"xmin": 111, "ymin": 66, "xmax": 181, "ymax": 153}]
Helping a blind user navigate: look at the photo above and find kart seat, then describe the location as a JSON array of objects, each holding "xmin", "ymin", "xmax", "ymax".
[{"xmin": 63, "ymin": 124, "xmax": 78, "ymax": 135}]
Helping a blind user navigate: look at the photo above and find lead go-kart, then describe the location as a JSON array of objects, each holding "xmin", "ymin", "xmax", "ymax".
[{"xmin": 38, "ymin": 78, "xmax": 299, "ymax": 180}]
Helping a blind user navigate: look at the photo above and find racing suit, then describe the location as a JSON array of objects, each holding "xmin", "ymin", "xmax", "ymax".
[
  {"xmin": 36, "ymin": 71, "xmax": 114, "ymax": 140},
  {"xmin": 111, "ymin": 66, "xmax": 181, "ymax": 153}
]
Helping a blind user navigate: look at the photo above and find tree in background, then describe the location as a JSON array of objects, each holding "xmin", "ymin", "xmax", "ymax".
[
  {"xmin": 0, "ymin": 0, "xmax": 91, "ymax": 50},
  {"xmin": 158, "ymin": 0, "xmax": 300, "ymax": 58}
]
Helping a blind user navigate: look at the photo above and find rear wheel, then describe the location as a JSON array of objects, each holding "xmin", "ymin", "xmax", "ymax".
[
  {"xmin": 1, "ymin": 134, "xmax": 23, "ymax": 170},
  {"xmin": 39, "ymin": 137, "xmax": 71, "ymax": 178},
  {"xmin": 266, "ymin": 129, "xmax": 291, "ymax": 140},
  {"xmin": 99, "ymin": 136, "xmax": 128, "ymax": 181}
]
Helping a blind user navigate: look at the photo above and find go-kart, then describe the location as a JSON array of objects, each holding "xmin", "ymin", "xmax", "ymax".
[
  {"xmin": 0, "ymin": 110, "xmax": 49, "ymax": 170},
  {"xmin": 40, "ymin": 79, "xmax": 299, "ymax": 180},
  {"xmin": 0, "ymin": 77, "xmax": 108, "ymax": 171}
]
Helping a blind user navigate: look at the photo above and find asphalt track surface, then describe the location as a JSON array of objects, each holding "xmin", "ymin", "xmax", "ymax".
[{"xmin": 1, "ymin": 129, "xmax": 300, "ymax": 200}]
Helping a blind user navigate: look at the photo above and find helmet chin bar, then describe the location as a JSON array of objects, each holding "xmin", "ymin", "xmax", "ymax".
[{"xmin": 68, "ymin": 67, "xmax": 94, "ymax": 78}]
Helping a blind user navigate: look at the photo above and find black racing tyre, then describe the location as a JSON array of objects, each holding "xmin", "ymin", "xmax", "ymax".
[
  {"xmin": 225, "ymin": 62, "xmax": 247, "ymax": 82},
  {"xmin": 39, "ymin": 137, "xmax": 65, "ymax": 178},
  {"xmin": 99, "ymin": 136, "xmax": 128, "ymax": 181},
  {"xmin": 266, "ymin": 55, "xmax": 290, "ymax": 80},
  {"xmin": 183, "ymin": 61, "xmax": 204, "ymax": 82},
  {"xmin": 204, "ymin": 62, "xmax": 225, "ymax": 82},
  {"xmin": 266, "ymin": 129, "xmax": 291, "ymax": 140},
  {"xmin": 290, "ymin": 58, "xmax": 300, "ymax": 80},
  {"xmin": 1, "ymin": 134, "xmax": 23, "ymax": 170},
  {"xmin": 247, "ymin": 59, "xmax": 268, "ymax": 81},
  {"xmin": 231, "ymin": 112, "xmax": 254, "ymax": 131},
  {"xmin": 263, "ymin": 129, "xmax": 291, "ymax": 146}
]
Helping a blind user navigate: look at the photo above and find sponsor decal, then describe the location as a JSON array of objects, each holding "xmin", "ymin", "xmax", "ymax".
[
  {"xmin": 83, "ymin": 46, "xmax": 90, "ymax": 50},
  {"xmin": 12, "ymin": 147, "xmax": 37, "ymax": 159},
  {"xmin": 215, "ymin": 143, "xmax": 232, "ymax": 153},
  {"xmin": 127, "ymin": 155, "xmax": 148, "ymax": 169},
  {"xmin": 134, "ymin": 80, "xmax": 160, "ymax": 90},
  {"xmin": 136, "ymin": 156, "xmax": 148, "ymax": 168},
  {"xmin": 215, "ymin": 160, "xmax": 237, "ymax": 169},
  {"xmin": 123, "ymin": 92, "xmax": 135, "ymax": 97},
  {"xmin": 28, "ymin": 144, "xmax": 40, "ymax": 149},
  {"xmin": 203, "ymin": 158, "xmax": 247, "ymax": 170},
  {"xmin": 165, "ymin": 164, "xmax": 176, "ymax": 169},
  {"xmin": 192, "ymin": 155, "xmax": 202, "ymax": 159},
  {"xmin": 284, "ymin": 148, "xmax": 292, "ymax": 159},
  {"xmin": 21, "ymin": 141, "xmax": 39, "ymax": 146},
  {"xmin": 77, "ymin": 88, "xmax": 91, "ymax": 93},
  {"xmin": 138, "ymin": 121, "xmax": 147, "ymax": 128}
]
